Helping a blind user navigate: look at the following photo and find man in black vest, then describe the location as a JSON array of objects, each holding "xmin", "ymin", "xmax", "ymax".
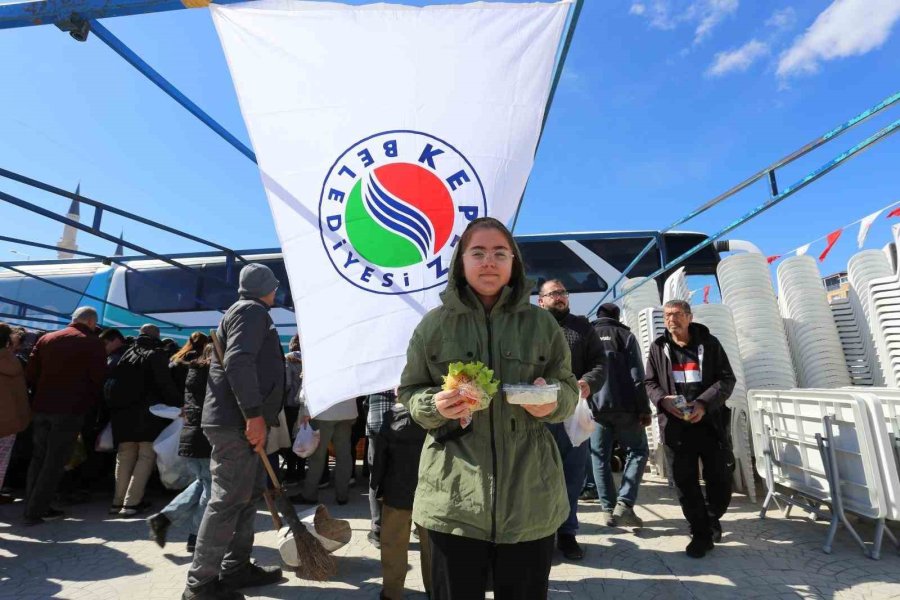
[{"xmin": 538, "ymin": 279, "xmax": 605, "ymax": 561}]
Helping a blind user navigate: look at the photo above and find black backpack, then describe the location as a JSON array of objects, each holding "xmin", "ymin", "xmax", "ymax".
[{"xmin": 105, "ymin": 346, "xmax": 150, "ymax": 409}]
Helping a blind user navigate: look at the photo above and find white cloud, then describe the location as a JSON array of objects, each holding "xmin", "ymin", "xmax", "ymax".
[
  {"xmin": 765, "ymin": 7, "xmax": 796, "ymax": 31},
  {"xmin": 777, "ymin": 0, "xmax": 900, "ymax": 78},
  {"xmin": 706, "ymin": 39, "xmax": 769, "ymax": 76},
  {"xmin": 693, "ymin": 0, "xmax": 739, "ymax": 43},
  {"xmin": 628, "ymin": 0, "xmax": 739, "ymax": 43}
]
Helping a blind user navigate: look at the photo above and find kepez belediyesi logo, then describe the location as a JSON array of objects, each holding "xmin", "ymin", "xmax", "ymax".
[{"xmin": 319, "ymin": 130, "xmax": 487, "ymax": 295}]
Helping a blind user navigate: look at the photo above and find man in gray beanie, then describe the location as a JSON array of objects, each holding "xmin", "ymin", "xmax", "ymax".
[{"xmin": 183, "ymin": 263, "xmax": 286, "ymax": 600}]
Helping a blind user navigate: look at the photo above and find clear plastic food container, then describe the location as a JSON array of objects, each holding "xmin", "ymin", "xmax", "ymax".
[{"xmin": 503, "ymin": 383, "xmax": 560, "ymax": 405}]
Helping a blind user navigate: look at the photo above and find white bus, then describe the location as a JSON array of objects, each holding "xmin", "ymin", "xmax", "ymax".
[{"xmin": 0, "ymin": 230, "xmax": 721, "ymax": 342}]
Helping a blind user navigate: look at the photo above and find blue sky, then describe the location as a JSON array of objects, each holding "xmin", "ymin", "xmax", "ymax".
[{"xmin": 0, "ymin": 0, "xmax": 898, "ymax": 283}]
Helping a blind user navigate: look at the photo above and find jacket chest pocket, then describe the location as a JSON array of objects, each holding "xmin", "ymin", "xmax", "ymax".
[
  {"xmin": 425, "ymin": 341, "xmax": 479, "ymax": 384},
  {"xmin": 498, "ymin": 344, "xmax": 550, "ymax": 384}
]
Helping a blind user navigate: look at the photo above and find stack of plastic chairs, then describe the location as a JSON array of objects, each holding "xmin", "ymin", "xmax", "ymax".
[
  {"xmin": 620, "ymin": 277, "xmax": 662, "ymax": 341},
  {"xmin": 637, "ymin": 307, "xmax": 666, "ymax": 478},
  {"xmin": 717, "ymin": 252, "xmax": 797, "ymax": 390},
  {"xmin": 867, "ymin": 229, "xmax": 900, "ymax": 388},
  {"xmin": 776, "ymin": 256, "xmax": 851, "ymax": 388},
  {"xmin": 663, "ymin": 266, "xmax": 691, "ymax": 304},
  {"xmin": 847, "ymin": 249, "xmax": 894, "ymax": 386},
  {"xmin": 692, "ymin": 303, "xmax": 756, "ymax": 501},
  {"xmin": 831, "ymin": 298, "xmax": 877, "ymax": 385}
]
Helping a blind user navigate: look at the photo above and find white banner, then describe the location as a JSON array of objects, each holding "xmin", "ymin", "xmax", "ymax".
[
  {"xmin": 858, "ymin": 209, "xmax": 884, "ymax": 248},
  {"xmin": 212, "ymin": 0, "xmax": 570, "ymax": 414}
]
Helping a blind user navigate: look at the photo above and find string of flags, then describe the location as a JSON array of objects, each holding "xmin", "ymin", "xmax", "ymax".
[{"xmin": 766, "ymin": 200, "xmax": 900, "ymax": 265}]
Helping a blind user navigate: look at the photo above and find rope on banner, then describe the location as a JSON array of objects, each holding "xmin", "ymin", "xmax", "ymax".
[
  {"xmin": 592, "ymin": 90, "xmax": 900, "ymax": 310},
  {"xmin": 765, "ymin": 199, "xmax": 900, "ymax": 264},
  {"xmin": 592, "ymin": 117, "xmax": 900, "ymax": 313},
  {"xmin": 88, "ymin": 19, "xmax": 258, "ymax": 164}
]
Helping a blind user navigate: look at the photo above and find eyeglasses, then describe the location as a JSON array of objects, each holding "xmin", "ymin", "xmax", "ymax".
[
  {"xmin": 663, "ymin": 311, "xmax": 688, "ymax": 320},
  {"xmin": 540, "ymin": 290, "xmax": 569, "ymax": 299},
  {"xmin": 464, "ymin": 250, "xmax": 514, "ymax": 265}
]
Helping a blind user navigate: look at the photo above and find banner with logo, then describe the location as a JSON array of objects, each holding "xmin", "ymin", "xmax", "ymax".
[{"xmin": 211, "ymin": 1, "xmax": 571, "ymax": 414}]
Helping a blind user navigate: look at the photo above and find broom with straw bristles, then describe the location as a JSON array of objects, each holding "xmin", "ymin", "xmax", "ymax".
[{"xmin": 209, "ymin": 331, "xmax": 336, "ymax": 581}]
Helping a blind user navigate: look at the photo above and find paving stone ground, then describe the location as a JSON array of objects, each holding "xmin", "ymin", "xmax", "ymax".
[{"xmin": 2, "ymin": 474, "xmax": 900, "ymax": 599}]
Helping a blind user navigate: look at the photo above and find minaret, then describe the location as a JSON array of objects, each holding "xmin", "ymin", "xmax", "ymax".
[
  {"xmin": 114, "ymin": 231, "xmax": 125, "ymax": 257},
  {"xmin": 57, "ymin": 183, "xmax": 81, "ymax": 259}
]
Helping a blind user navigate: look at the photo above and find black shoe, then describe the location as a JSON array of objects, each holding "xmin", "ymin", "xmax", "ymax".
[
  {"xmin": 187, "ymin": 534, "xmax": 197, "ymax": 553},
  {"xmin": 710, "ymin": 519, "xmax": 722, "ymax": 543},
  {"xmin": 288, "ymin": 493, "xmax": 317, "ymax": 505},
  {"xmin": 148, "ymin": 513, "xmax": 171, "ymax": 548},
  {"xmin": 220, "ymin": 561, "xmax": 283, "ymax": 589},
  {"xmin": 42, "ymin": 508, "xmax": 65, "ymax": 521},
  {"xmin": 686, "ymin": 537, "xmax": 714, "ymax": 558},
  {"xmin": 182, "ymin": 580, "xmax": 245, "ymax": 600},
  {"xmin": 579, "ymin": 487, "xmax": 599, "ymax": 501},
  {"xmin": 557, "ymin": 533, "xmax": 584, "ymax": 561},
  {"xmin": 24, "ymin": 515, "xmax": 45, "ymax": 526},
  {"xmin": 367, "ymin": 531, "xmax": 381, "ymax": 549}
]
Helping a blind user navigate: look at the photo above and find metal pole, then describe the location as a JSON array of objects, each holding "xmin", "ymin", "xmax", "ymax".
[
  {"xmin": 89, "ymin": 19, "xmax": 257, "ymax": 164},
  {"xmin": 510, "ymin": 0, "xmax": 584, "ymax": 232},
  {"xmin": 593, "ymin": 90, "xmax": 900, "ymax": 307},
  {"xmin": 589, "ymin": 117, "xmax": 900, "ymax": 317}
]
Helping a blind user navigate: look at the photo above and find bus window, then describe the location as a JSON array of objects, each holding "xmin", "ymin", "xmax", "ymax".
[
  {"xmin": 199, "ymin": 264, "xmax": 240, "ymax": 310},
  {"xmin": 517, "ymin": 241, "xmax": 608, "ymax": 294},
  {"xmin": 579, "ymin": 237, "xmax": 661, "ymax": 276},
  {"xmin": 127, "ymin": 268, "xmax": 200, "ymax": 313},
  {"xmin": 257, "ymin": 259, "xmax": 294, "ymax": 308},
  {"xmin": 0, "ymin": 273, "xmax": 93, "ymax": 317},
  {"xmin": 663, "ymin": 234, "xmax": 719, "ymax": 274}
]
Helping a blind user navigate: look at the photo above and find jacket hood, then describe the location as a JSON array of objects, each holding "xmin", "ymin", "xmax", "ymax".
[
  {"xmin": 0, "ymin": 348, "xmax": 22, "ymax": 377},
  {"xmin": 657, "ymin": 321, "xmax": 712, "ymax": 346},
  {"xmin": 593, "ymin": 317, "xmax": 630, "ymax": 332},
  {"xmin": 439, "ymin": 233, "xmax": 533, "ymax": 314}
]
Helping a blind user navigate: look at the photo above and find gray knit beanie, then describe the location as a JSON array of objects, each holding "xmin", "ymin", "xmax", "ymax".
[{"xmin": 238, "ymin": 263, "xmax": 280, "ymax": 298}]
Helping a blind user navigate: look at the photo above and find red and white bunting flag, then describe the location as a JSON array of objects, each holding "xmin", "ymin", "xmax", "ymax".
[
  {"xmin": 703, "ymin": 285, "xmax": 711, "ymax": 304},
  {"xmin": 858, "ymin": 209, "xmax": 884, "ymax": 248},
  {"xmin": 818, "ymin": 228, "xmax": 843, "ymax": 262},
  {"xmin": 766, "ymin": 255, "xmax": 780, "ymax": 264},
  {"xmin": 888, "ymin": 207, "xmax": 900, "ymax": 219},
  {"xmin": 795, "ymin": 243, "xmax": 811, "ymax": 256}
]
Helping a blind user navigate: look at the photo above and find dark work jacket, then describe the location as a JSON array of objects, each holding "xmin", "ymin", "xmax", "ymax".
[
  {"xmin": 110, "ymin": 334, "xmax": 183, "ymax": 445},
  {"xmin": 552, "ymin": 310, "xmax": 606, "ymax": 395},
  {"xmin": 371, "ymin": 404, "xmax": 426, "ymax": 510},
  {"xmin": 644, "ymin": 322, "xmax": 736, "ymax": 450},
  {"xmin": 178, "ymin": 352, "xmax": 211, "ymax": 459},
  {"xmin": 590, "ymin": 318, "xmax": 651, "ymax": 417},
  {"xmin": 203, "ymin": 297, "xmax": 285, "ymax": 428},
  {"xmin": 26, "ymin": 323, "xmax": 106, "ymax": 416}
]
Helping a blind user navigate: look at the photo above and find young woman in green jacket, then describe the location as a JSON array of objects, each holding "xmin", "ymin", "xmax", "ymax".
[{"xmin": 399, "ymin": 217, "xmax": 579, "ymax": 600}]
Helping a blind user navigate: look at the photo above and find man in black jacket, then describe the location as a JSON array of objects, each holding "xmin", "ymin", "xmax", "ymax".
[
  {"xmin": 644, "ymin": 299, "xmax": 736, "ymax": 559},
  {"xmin": 183, "ymin": 264, "xmax": 286, "ymax": 600},
  {"xmin": 588, "ymin": 303, "xmax": 652, "ymax": 529},
  {"xmin": 538, "ymin": 279, "xmax": 606, "ymax": 561}
]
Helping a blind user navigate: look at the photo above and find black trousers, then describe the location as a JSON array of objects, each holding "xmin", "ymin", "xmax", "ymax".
[
  {"xmin": 670, "ymin": 425, "xmax": 733, "ymax": 541},
  {"xmin": 428, "ymin": 529, "xmax": 554, "ymax": 600}
]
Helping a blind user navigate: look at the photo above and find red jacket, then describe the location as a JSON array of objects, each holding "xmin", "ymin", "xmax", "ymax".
[{"xmin": 26, "ymin": 323, "xmax": 107, "ymax": 416}]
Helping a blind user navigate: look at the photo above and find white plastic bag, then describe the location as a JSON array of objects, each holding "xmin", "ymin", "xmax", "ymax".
[
  {"xmin": 149, "ymin": 403, "xmax": 182, "ymax": 420},
  {"xmin": 265, "ymin": 409, "xmax": 293, "ymax": 455},
  {"xmin": 95, "ymin": 423, "xmax": 114, "ymax": 452},
  {"xmin": 153, "ymin": 418, "xmax": 193, "ymax": 490},
  {"xmin": 564, "ymin": 399, "xmax": 595, "ymax": 447},
  {"xmin": 292, "ymin": 423, "xmax": 320, "ymax": 458}
]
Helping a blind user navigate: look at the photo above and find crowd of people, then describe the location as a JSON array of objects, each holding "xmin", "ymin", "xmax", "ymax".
[{"xmin": 0, "ymin": 219, "xmax": 738, "ymax": 600}]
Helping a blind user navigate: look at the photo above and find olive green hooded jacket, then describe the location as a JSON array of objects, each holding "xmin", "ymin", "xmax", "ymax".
[{"xmin": 398, "ymin": 238, "xmax": 579, "ymax": 544}]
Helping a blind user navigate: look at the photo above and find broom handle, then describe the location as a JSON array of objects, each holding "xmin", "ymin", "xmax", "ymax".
[{"xmin": 210, "ymin": 330, "xmax": 285, "ymax": 528}]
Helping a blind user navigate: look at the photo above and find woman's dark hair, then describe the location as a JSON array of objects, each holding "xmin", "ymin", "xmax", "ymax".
[
  {"xmin": 99, "ymin": 328, "xmax": 126, "ymax": 344},
  {"xmin": 289, "ymin": 334, "xmax": 300, "ymax": 353},
  {"xmin": 0, "ymin": 323, "xmax": 11, "ymax": 349},
  {"xmin": 451, "ymin": 217, "xmax": 524, "ymax": 292},
  {"xmin": 171, "ymin": 331, "xmax": 209, "ymax": 363}
]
